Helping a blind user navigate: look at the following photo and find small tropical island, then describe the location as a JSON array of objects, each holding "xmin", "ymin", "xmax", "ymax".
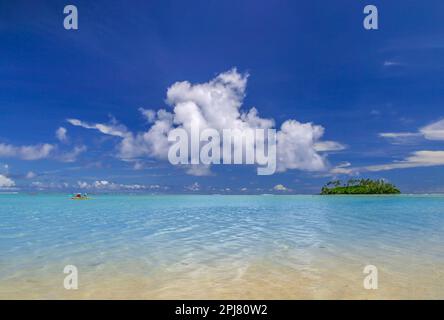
[{"xmin": 321, "ymin": 179, "xmax": 400, "ymax": 195}]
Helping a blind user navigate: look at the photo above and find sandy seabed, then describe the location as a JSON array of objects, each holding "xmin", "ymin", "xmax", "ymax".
[{"xmin": 1, "ymin": 257, "xmax": 443, "ymax": 300}]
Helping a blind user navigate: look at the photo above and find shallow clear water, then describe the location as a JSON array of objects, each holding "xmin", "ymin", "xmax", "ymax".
[{"xmin": 0, "ymin": 194, "xmax": 443, "ymax": 299}]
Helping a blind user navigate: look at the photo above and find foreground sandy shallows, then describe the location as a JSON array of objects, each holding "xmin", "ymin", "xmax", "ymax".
[{"xmin": 1, "ymin": 258, "xmax": 443, "ymax": 299}]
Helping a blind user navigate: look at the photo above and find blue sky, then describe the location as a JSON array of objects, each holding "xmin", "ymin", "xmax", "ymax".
[{"xmin": 1, "ymin": 0, "xmax": 444, "ymax": 194}]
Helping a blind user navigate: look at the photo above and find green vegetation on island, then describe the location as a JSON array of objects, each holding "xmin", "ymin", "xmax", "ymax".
[{"xmin": 321, "ymin": 179, "xmax": 400, "ymax": 195}]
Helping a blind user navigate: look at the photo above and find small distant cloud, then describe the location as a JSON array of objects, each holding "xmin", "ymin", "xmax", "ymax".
[
  {"xmin": 0, "ymin": 163, "xmax": 9, "ymax": 174},
  {"xmin": 420, "ymin": 119, "xmax": 444, "ymax": 140},
  {"xmin": 75, "ymin": 180, "xmax": 163, "ymax": 191},
  {"xmin": 185, "ymin": 182, "xmax": 200, "ymax": 192},
  {"xmin": 56, "ymin": 127, "xmax": 68, "ymax": 143},
  {"xmin": 273, "ymin": 184, "xmax": 288, "ymax": 192},
  {"xmin": 133, "ymin": 161, "xmax": 144, "ymax": 170},
  {"xmin": 399, "ymin": 117, "xmax": 414, "ymax": 124},
  {"xmin": 329, "ymin": 150, "xmax": 444, "ymax": 174},
  {"xmin": 314, "ymin": 141, "xmax": 347, "ymax": 152},
  {"xmin": 383, "ymin": 61, "xmax": 402, "ymax": 67},
  {"xmin": 0, "ymin": 143, "xmax": 54, "ymax": 160},
  {"xmin": 77, "ymin": 181, "xmax": 89, "ymax": 189},
  {"xmin": 67, "ymin": 118, "xmax": 128, "ymax": 138},
  {"xmin": 31, "ymin": 181, "xmax": 69, "ymax": 190},
  {"xmin": 58, "ymin": 145, "xmax": 87, "ymax": 163},
  {"xmin": 138, "ymin": 108, "xmax": 157, "ymax": 123},
  {"xmin": 186, "ymin": 164, "xmax": 212, "ymax": 176},
  {"xmin": 379, "ymin": 118, "xmax": 444, "ymax": 143},
  {"xmin": 364, "ymin": 150, "xmax": 444, "ymax": 172},
  {"xmin": 330, "ymin": 162, "xmax": 357, "ymax": 175},
  {"xmin": 379, "ymin": 132, "xmax": 420, "ymax": 139},
  {"xmin": 26, "ymin": 171, "xmax": 36, "ymax": 179}
]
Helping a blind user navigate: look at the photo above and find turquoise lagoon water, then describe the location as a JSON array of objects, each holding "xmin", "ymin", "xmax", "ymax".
[{"xmin": 0, "ymin": 194, "xmax": 443, "ymax": 299}]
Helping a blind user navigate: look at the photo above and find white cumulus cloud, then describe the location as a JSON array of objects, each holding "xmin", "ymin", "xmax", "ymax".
[
  {"xmin": 67, "ymin": 69, "xmax": 342, "ymax": 175},
  {"xmin": 0, "ymin": 174, "xmax": 15, "ymax": 188}
]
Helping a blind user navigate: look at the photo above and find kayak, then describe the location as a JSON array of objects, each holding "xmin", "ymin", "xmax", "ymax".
[{"xmin": 71, "ymin": 193, "xmax": 90, "ymax": 200}]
